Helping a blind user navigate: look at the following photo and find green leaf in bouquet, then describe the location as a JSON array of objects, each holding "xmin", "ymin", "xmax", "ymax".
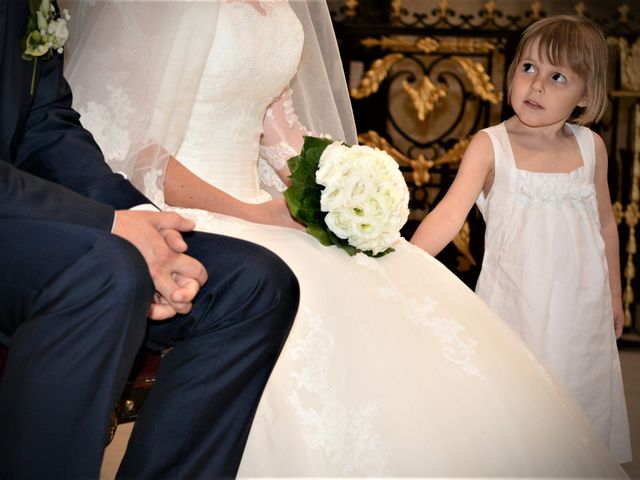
[
  {"xmin": 306, "ymin": 224, "xmax": 334, "ymax": 247},
  {"xmin": 288, "ymin": 156, "xmax": 318, "ymax": 188},
  {"xmin": 283, "ymin": 184, "xmax": 305, "ymax": 217},
  {"xmin": 301, "ymin": 135, "xmax": 333, "ymax": 153},
  {"xmin": 285, "ymin": 136, "xmax": 332, "ymax": 227}
]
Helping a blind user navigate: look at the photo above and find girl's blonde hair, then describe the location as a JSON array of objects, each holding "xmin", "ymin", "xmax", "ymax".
[{"xmin": 506, "ymin": 15, "xmax": 609, "ymax": 125}]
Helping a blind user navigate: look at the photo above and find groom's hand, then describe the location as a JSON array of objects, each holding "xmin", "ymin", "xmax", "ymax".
[{"xmin": 112, "ymin": 210, "xmax": 208, "ymax": 320}]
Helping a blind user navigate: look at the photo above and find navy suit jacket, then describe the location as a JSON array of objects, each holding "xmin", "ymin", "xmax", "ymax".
[{"xmin": 0, "ymin": 0, "xmax": 149, "ymax": 231}]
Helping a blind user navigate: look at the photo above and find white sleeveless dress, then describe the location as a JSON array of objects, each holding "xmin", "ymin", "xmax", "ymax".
[
  {"xmin": 163, "ymin": 3, "xmax": 627, "ymax": 477},
  {"xmin": 476, "ymin": 122, "xmax": 632, "ymax": 463}
]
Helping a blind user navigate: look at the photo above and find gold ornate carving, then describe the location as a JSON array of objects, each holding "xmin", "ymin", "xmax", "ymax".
[
  {"xmin": 357, "ymin": 130, "xmax": 410, "ymax": 167},
  {"xmin": 615, "ymin": 37, "xmax": 640, "ymax": 91},
  {"xmin": 613, "ymin": 201, "xmax": 624, "ymax": 225},
  {"xmin": 391, "ymin": 0, "xmax": 403, "ymax": 18},
  {"xmin": 361, "ymin": 36, "xmax": 418, "ymax": 52},
  {"xmin": 350, "ymin": 54, "xmax": 404, "ymax": 99},
  {"xmin": 436, "ymin": 38, "xmax": 496, "ymax": 54},
  {"xmin": 357, "ymin": 131, "xmax": 470, "ymax": 187},
  {"xmin": 482, "ymin": 0, "xmax": 497, "ymax": 20},
  {"xmin": 345, "ymin": 0, "xmax": 358, "ymax": 17},
  {"xmin": 361, "ymin": 36, "xmax": 496, "ymax": 55},
  {"xmin": 622, "ymin": 104, "xmax": 640, "ymax": 326},
  {"xmin": 453, "ymin": 221, "xmax": 477, "ymax": 269},
  {"xmin": 452, "ymin": 57, "xmax": 503, "ymax": 104},
  {"xmin": 410, "ymin": 138, "xmax": 471, "ymax": 185},
  {"xmin": 416, "ymin": 37, "xmax": 440, "ymax": 54},
  {"xmin": 618, "ymin": 4, "xmax": 630, "ymax": 23},
  {"xmin": 529, "ymin": 1, "xmax": 543, "ymax": 21},
  {"xmin": 402, "ymin": 76, "xmax": 448, "ymax": 121},
  {"xmin": 437, "ymin": 0, "xmax": 450, "ymax": 19}
]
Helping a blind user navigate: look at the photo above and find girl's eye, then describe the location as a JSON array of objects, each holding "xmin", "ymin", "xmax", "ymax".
[
  {"xmin": 551, "ymin": 72, "xmax": 567, "ymax": 84},
  {"xmin": 522, "ymin": 62, "xmax": 536, "ymax": 73}
]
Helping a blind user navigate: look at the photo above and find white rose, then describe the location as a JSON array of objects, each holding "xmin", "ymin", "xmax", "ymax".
[
  {"xmin": 48, "ymin": 18, "xmax": 69, "ymax": 49},
  {"xmin": 317, "ymin": 143, "xmax": 409, "ymax": 255}
]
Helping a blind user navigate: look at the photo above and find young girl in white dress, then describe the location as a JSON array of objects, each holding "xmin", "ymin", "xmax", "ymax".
[
  {"xmin": 65, "ymin": 2, "xmax": 628, "ymax": 476},
  {"xmin": 412, "ymin": 14, "xmax": 631, "ymax": 463}
]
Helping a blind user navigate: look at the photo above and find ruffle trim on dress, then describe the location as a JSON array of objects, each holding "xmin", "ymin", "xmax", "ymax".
[{"xmin": 515, "ymin": 181, "xmax": 595, "ymax": 202}]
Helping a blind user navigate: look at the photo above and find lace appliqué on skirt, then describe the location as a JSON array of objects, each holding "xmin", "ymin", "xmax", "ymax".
[
  {"xmin": 354, "ymin": 252, "xmax": 485, "ymax": 379},
  {"xmin": 287, "ymin": 307, "xmax": 390, "ymax": 476}
]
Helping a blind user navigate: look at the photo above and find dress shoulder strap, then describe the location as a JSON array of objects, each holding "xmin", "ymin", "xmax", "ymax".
[
  {"xmin": 479, "ymin": 123, "xmax": 514, "ymax": 175},
  {"xmin": 566, "ymin": 123, "xmax": 596, "ymax": 180},
  {"xmin": 475, "ymin": 123, "xmax": 512, "ymax": 214}
]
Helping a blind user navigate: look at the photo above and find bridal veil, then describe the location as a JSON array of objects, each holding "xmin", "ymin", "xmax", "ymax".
[{"xmin": 62, "ymin": 0, "xmax": 357, "ymax": 203}]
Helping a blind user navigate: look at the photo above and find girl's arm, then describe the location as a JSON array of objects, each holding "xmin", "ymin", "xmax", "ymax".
[
  {"xmin": 410, "ymin": 131, "xmax": 494, "ymax": 256},
  {"xmin": 593, "ymin": 132, "xmax": 625, "ymax": 338}
]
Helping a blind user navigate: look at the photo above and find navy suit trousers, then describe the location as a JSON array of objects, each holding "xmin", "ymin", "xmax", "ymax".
[{"xmin": 0, "ymin": 220, "xmax": 298, "ymax": 479}]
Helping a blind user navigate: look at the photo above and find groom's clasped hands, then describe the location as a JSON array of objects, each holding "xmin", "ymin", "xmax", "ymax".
[{"xmin": 112, "ymin": 209, "xmax": 208, "ymax": 320}]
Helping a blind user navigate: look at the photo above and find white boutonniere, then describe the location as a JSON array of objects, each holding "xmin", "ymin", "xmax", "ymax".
[{"xmin": 21, "ymin": 0, "xmax": 71, "ymax": 95}]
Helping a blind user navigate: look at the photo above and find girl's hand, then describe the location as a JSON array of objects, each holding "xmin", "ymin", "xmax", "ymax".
[{"xmin": 612, "ymin": 296, "xmax": 625, "ymax": 339}]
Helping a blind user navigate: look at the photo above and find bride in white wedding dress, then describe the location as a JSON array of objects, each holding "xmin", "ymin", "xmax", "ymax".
[{"xmin": 65, "ymin": 0, "xmax": 627, "ymax": 477}]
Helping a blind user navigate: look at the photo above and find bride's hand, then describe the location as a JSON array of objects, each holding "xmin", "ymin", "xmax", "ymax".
[{"xmin": 248, "ymin": 198, "xmax": 305, "ymax": 231}]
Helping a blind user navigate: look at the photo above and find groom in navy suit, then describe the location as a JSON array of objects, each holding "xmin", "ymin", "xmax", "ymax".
[{"xmin": 0, "ymin": 1, "xmax": 299, "ymax": 478}]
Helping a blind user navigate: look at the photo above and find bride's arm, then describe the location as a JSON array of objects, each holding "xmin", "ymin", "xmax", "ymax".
[
  {"xmin": 163, "ymin": 157, "xmax": 301, "ymax": 229},
  {"xmin": 161, "ymin": 87, "xmax": 309, "ymax": 230},
  {"xmin": 258, "ymin": 87, "xmax": 307, "ymax": 189}
]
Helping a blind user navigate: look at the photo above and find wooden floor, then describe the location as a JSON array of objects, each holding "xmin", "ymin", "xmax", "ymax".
[
  {"xmin": 101, "ymin": 345, "xmax": 640, "ymax": 479},
  {"xmin": 620, "ymin": 343, "xmax": 640, "ymax": 479}
]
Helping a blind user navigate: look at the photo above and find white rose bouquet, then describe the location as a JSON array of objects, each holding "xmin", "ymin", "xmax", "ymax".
[{"xmin": 285, "ymin": 136, "xmax": 409, "ymax": 257}]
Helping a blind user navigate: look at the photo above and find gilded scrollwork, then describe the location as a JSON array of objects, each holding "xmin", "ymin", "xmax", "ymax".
[
  {"xmin": 622, "ymin": 104, "xmax": 640, "ymax": 326},
  {"xmin": 613, "ymin": 201, "xmax": 624, "ymax": 225},
  {"xmin": 391, "ymin": 0, "xmax": 403, "ymax": 19},
  {"xmin": 361, "ymin": 36, "xmax": 495, "ymax": 55},
  {"xmin": 416, "ymin": 37, "xmax": 440, "ymax": 54},
  {"xmin": 453, "ymin": 221, "xmax": 477, "ymax": 269},
  {"xmin": 617, "ymin": 3, "xmax": 630, "ymax": 23},
  {"xmin": 452, "ymin": 57, "xmax": 503, "ymax": 104},
  {"xmin": 357, "ymin": 131, "xmax": 470, "ymax": 186},
  {"xmin": 354, "ymin": 37, "xmax": 500, "ymax": 118},
  {"xmin": 345, "ymin": 0, "xmax": 358, "ymax": 17},
  {"xmin": 614, "ymin": 37, "xmax": 640, "ymax": 91},
  {"xmin": 528, "ymin": 1, "xmax": 543, "ymax": 21},
  {"xmin": 482, "ymin": 0, "xmax": 497, "ymax": 20},
  {"xmin": 402, "ymin": 76, "xmax": 448, "ymax": 121},
  {"xmin": 436, "ymin": 39, "xmax": 496, "ymax": 54},
  {"xmin": 437, "ymin": 0, "xmax": 450, "ymax": 19},
  {"xmin": 360, "ymin": 36, "xmax": 418, "ymax": 52},
  {"xmin": 350, "ymin": 54, "xmax": 404, "ymax": 99}
]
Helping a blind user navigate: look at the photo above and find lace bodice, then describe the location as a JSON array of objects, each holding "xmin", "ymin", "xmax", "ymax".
[{"xmin": 176, "ymin": 2, "xmax": 304, "ymax": 203}]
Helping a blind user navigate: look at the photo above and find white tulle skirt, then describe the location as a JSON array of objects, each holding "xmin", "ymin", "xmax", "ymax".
[{"xmin": 170, "ymin": 207, "xmax": 626, "ymax": 478}]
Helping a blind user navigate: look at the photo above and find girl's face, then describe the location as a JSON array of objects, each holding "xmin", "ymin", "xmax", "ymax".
[{"xmin": 510, "ymin": 39, "xmax": 588, "ymax": 128}]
